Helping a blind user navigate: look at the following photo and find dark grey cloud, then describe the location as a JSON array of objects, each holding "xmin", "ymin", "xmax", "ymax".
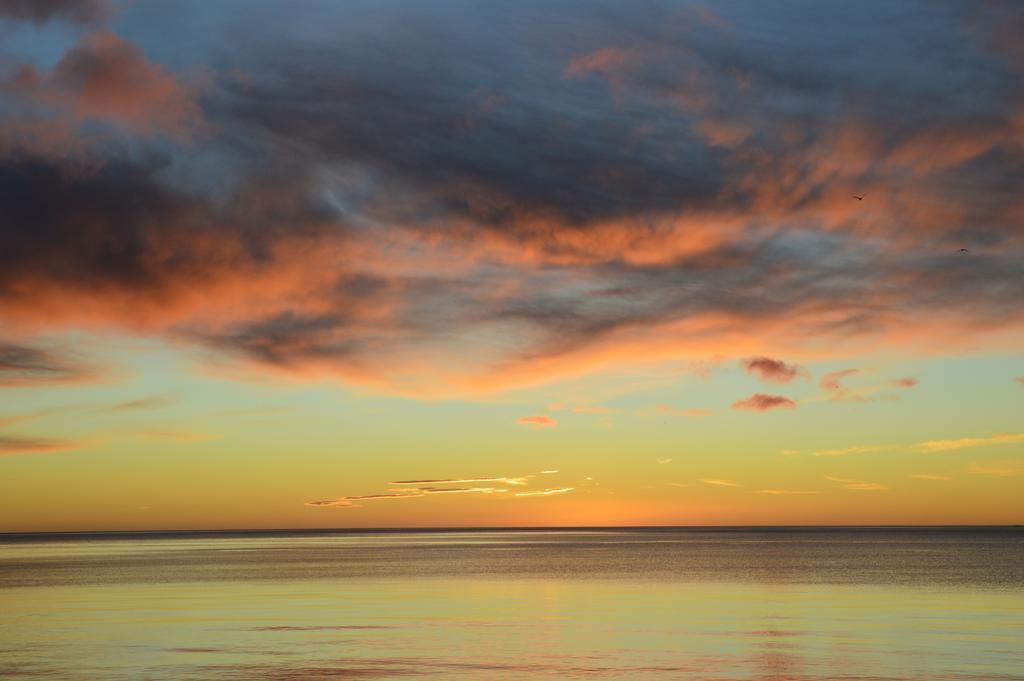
[{"xmin": 0, "ymin": 0, "xmax": 110, "ymax": 25}]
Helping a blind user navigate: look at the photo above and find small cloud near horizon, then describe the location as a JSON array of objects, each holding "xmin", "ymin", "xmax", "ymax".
[
  {"xmin": 0, "ymin": 435, "xmax": 83, "ymax": 455},
  {"xmin": 913, "ymin": 433, "xmax": 1024, "ymax": 453},
  {"xmin": 824, "ymin": 475, "xmax": 888, "ymax": 491},
  {"xmin": 516, "ymin": 415, "xmax": 557, "ymax": 428},
  {"xmin": 514, "ymin": 487, "xmax": 573, "ymax": 497},
  {"xmin": 732, "ymin": 394, "xmax": 795, "ymax": 412},
  {"xmin": 813, "ymin": 444, "xmax": 888, "ymax": 457},
  {"xmin": 910, "ymin": 474, "xmax": 951, "ymax": 481},
  {"xmin": 700, "ymin": 478, "xmax": 740, "ymax": 487},
  {"xmin": 967, "ymin": 462, "xmax": 1021, "ymax": 478}
]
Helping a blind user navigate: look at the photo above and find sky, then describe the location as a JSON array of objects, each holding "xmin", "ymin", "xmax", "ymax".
[{"xmin": 0, "ymin": 0, "xmax": 1022, "ymax": 531}]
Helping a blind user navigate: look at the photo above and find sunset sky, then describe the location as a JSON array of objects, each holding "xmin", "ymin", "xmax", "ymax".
[{"xmin": 1, "ymin": 0, "xmax": 1022, "ymax": 531}]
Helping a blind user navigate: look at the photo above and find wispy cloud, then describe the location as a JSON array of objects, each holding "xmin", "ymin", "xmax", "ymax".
[
  {"xmin": 515, "ymin": 415, "xmax": 557, "ymax": 428},
  {"xmin": 540, "ymin": 469, "xmax": 559, "ymax": 474},
  {"xmin": 731, "ymin": 394, "xmax": 795, "ymax": 412},
  {"xmin": 910, "ymin": 474, "xmax": 951, "ymax": 481},
  {"xmin": 573, "ymin": 405, "xmax": 611, "ymax": 414},
  {"xmin": 819, "ymin": 369, "xmax": 859, "ymax": 393},
  {"xmin": 813, "ymin": 445, "xmax": 888, "ymax": 457},
  {"xmin": 141, "ymin": 430, "xmax": 213, "ymax": 442},
  {"xmin": 656, "ymin": 458, "xmax": 673, "ymax": 465},
  {"xmin": 0, "ymin": 341, "xmax": 97, "ymax": 387},
  {"xmin": 891, "ymin": 377, "xmax": 918, "ymax": 388},
  {"xmin": 391, "ymin": 476, "xmax": 529, "ymax": 486},
  {"xmin": 824, "ymin": 475, "xmax": 888, "ymax": 491},
  {"xmin": 913, "ymin": 433, "xmax": 1024, "ymax": 453},
  {"xmin": 1015, "ymin": 377, "xmax": 1024, "ymax": 385},
  {"xmin": 305, "ymin": 492, "xmax": 425, "ymax": 508},
  {"xmin": 103, "ymin": 395, "xmax": 175, "ymax": 413},
  {"xmin": 967, "ymin": 462, "xmax": 1021, "ymax": 478},
  {"xmin": 0, "ymin": 435, "xmax": 83, "ymax": 455},
  {"xmin": 741, "ymin": 357, "xmax": 806, "ymax": 384},
  {"xmin": 756, "ymin": 489, "xmax": 820, "ymax": 495},
  {"xmin": 514, "ymin": 487, "xmax": 573, "ymax": 497},
  {"xmin": 700, "ymin": 478, "xmax": 740, "ymax": 487},
  {"xmin": 0, "ymin": 405, "xmax": 75, "ymax": 427},
  {"xmin": 651, "ymin": 405, "xmax": 712, "ymax": 417}
]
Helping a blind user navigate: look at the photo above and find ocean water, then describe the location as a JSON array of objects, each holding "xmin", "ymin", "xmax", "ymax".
[{"xmin": 1, "ymin": 528, "xmax": 1022, "ymax": 680}]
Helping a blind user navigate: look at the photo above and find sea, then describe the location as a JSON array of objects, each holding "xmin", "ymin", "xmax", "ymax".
[{"xmin": 1, "ymin": 528, "xmax": 1022, "ymax": 680}]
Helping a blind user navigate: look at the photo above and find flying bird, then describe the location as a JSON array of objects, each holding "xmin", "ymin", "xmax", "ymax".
[{"xmin": 853, "ymin": 195, "xmax": 864, "ymax": 201}]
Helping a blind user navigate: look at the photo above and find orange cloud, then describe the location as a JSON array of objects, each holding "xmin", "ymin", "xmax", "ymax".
[
  {"xmin": 0, "ymin": 435, "xmax": 82, "ymax": 455},
  {"xmin": 516, "ymin": 415, "xmax": 557, "ymax": 428},
  {"xmin": 564, "ymin": 48, "xmax": 634, "ymax": 79},
  {"xmin": 731, "ymin": 394, "xmax": 796, "ymax": 412},
  {"xmin": 8, "ymin": 31, "xmax": 204, "ymax": 139}
]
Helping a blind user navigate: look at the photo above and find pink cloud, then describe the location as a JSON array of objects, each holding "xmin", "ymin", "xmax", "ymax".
[
  {"xmin": 731, "ymin": 393, "xmax": 796, "ymax": 412},
  {"xmin": 515, "ymin": 415, "xmax": 557, "ymax": 428},
  {"xmin": 892, "ymin": 377, "xmax": 918, "ymax": 388},
  {"xmin": 819, "ymin": 368, "xmax": 859, "ymax": 392},
  {"xmin": 741, "ymin": 356, "xmax": 806, "ymax": 384}
]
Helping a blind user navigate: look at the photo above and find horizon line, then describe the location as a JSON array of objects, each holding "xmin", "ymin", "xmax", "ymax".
[{"xmin": 2, "ymin": 523, "xmax": 1022, "ymax": 539}]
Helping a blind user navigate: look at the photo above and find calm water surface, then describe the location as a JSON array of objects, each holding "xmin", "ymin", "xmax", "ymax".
[{"xmin": 1, "ymin": 528, "xmax": 1022, "ymax": 680}]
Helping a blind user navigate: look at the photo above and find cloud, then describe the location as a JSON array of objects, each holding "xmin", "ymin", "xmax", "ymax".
[
  {"xmin": 913, "ymin": 433, "xmax": 1024, "ymax": 453},
  {"xmin": 813, "ymin": 444, "xmax": 888, "ymax": 457},
  {"xmin": 700, "ymin": 478, "xmax": 740, "ymax": 487},
  {"xmin": 412, "ymin": 486, "xmax": 507, "ymax": 495},
  {"xmin": 819, "ymin": 369, "xmax": 859, "ymax": 393},
  {"xmin": 0, "ymin": 341, "xmax": 97, "ymax": 386},
  {"xmin": 656, "ymin": 458, "xmax": 672, "ymax": 465},
  {"xmin": 564, "ymin": 48, "xmax": 635, "ymax": 80},
  {"xmin": 910, "ymin": 474, "xmax": 951, "ymax": 481},
  {"xmin": 967, "ymin": 462, "xmax": 1021, "ymax": 478},
  {"xmin": 0, "ymin": 0, "xmax": 110, "ymax": 25},
  {"xmin": 756, "ymin": 489, "xmax": 821, "ymax": 495},
  {"xmin": 824, "ymin": 475, "xmax": 888, "ymax": 491},
  {"xmin": 1015, "ymin": 377, "xmax": 1024, "ymax": 385},
  {"xmin": 514, "ymin": 487, "xmax": 574, "ymax": 497},
  {"xmin": 141, "ymin": 430, "xmax": 213, "ymax": 442},
  {"xmin": 731, "ymin": 394, "xmax": 796, "ymax": 412},
  {"xmin": 741, "ymin": 357, "xmax": 806, "ymax": 384},
  {"xmin": 390, "ymin": 477, "xmax": 528, "ymax": 486},
  {"xmin": 305, "ymin": 491, "xmax": 424, "ymax": 508},
  {"xmin": 103, "ymin": 395, "xmax": 175, "ymax": 413},
  {"xmin": 891, "ymin": 377, "xmax": 918, "ymax": 388},
  {"xmin": 573, "ymin": 405, "xmax": 611, "ymax": 414},
  {"xmin": 540, "ymin": 469, "xmax": 559, "ymax": 474},
  {"xmin": 1, "ymin": 3, "xmax": 1023, "ymax": 398},
  {"xmin": 652, "ymin": 405, "xmax": 712, "ymax": 417},
  {"xmin": 516, "ymin": 415, "xmax": 557, "ymax": 428},
  {"xmin": 5, "ymin": 31, "xmax": 204, "ymax": 139},
  {"xmin": 0, "ymin": 435, "xmax": 82, "ymax": 455},
  {"xmin": 0, "ymin": 405, "xmax": 74, "ymax": 427}
]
